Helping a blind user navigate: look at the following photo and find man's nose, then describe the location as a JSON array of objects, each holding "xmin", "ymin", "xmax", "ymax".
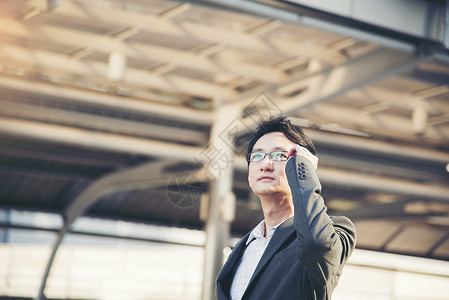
[{"xmin": 259, "ymin": 155, "xmax": 274, "ymax": 170}]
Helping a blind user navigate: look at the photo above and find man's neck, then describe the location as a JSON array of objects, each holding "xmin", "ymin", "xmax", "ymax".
[{"xmin": 259, "ymin": 194, "xmax": 294, "ymax": 237}]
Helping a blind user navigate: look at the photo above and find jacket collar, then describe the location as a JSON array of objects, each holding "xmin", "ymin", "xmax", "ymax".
[
  {"xmin": 246, "ymin": 219, "xmax": 283, "ymax": 245},
  {"xmin": 243, "ymin": 216, "xmax": 295, "ymax": 298},
  {"xmin": 217, "ymin": 217, "xmax": 296, "ymax": 299}
]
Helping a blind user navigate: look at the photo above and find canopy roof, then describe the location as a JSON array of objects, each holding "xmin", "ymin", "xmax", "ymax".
[{"xmin": 0, "ymin": 0, "xmax": 448, "ymax": 262}]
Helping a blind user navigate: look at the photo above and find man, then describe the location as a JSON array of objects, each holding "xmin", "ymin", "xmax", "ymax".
[{"xmin": 216, "ymin": 116, "xmax": 356, "ymax": 300}]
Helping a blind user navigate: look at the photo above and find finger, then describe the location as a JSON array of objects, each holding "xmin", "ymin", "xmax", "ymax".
[
  {"xmin": 291, "ymin": 145, "xmax": 319, "ymax": 170},
  {"xmin": 288, "ymin": 146, "xmax": 297, "ymax": 157}
]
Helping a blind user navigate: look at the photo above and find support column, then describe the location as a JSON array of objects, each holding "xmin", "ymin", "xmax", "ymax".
[{"xmin": 202, "ymin": 103, "xmax": 238, "ymax": 300}]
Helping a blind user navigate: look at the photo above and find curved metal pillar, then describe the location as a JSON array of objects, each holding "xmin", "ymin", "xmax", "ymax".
[
  {"xmin": 35, "ymin": 160, "xmax": 208, "ymax": 300},
  {"xmin": 35, "ymin": 224, "xmax": 68, "ymax": 300}
]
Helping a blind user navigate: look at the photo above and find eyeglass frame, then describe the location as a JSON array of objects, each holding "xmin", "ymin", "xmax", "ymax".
[{"xmin": 246, "ymin": 150, "xmax": 289, "ymax": 163}]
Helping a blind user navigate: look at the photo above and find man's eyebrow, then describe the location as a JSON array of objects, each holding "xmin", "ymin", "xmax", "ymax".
[{"xmin": 252, "ymin": 146, "xmax": 287, "ymax": 152}]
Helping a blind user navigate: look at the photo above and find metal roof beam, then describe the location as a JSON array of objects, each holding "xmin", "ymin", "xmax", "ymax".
[
  {"xmin": 274, "ymin": 48, "xmax": 425, "ymax": 113},
  {"xmin": 346, "ymin": 85, "xmax": 449, "ymax": 114},
  {"xmin": 40, "ymin": 0, "xmax": 345, "ymax": 63},
  {"xmin": 0, "ymin": 100, "xmax": 209, "ymax": 145},
  {"xmin": 229, "ymin": 48, "xmax": 426, "ymax": 131},
  {"xmin": 0, "ymin": 18, "xmax": 284, "ymax": 83},
  {"xmin": 196, "ymin": 0, "xmax": 446, "ymax": 52},
  {"xmin": 316, "ymin": 166, "xmax": 449, "ymax": 203},
  {"xmin": 2, "ymin": 116, "xmax": 448, "ymax": 169},
  {"xmin": 304, "ymin": 129, "xmax": 449, "ymax": 165},
  {"xmin": 0, "ymin": 222, "xmax": 204, "ymax": 247},
  {"xmin": 297, "ymin": 102, "xmax": 449, "ymax": 143},
  {"xmin": 282, "ymin": 0, "xmax": 445, "ymax": 46},
  {"xmin": 0, "ymin": 44, "xmax": 229, "ymax": 99},
  {"xmin": 0, "ymin": 76, "xmax": 214, "ymax": 126},
  {"xmin": 0, "ymin": 118, "xmax": 204, "ymax": 160}
]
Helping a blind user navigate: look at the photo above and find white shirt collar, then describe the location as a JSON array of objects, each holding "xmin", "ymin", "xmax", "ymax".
[{"xmin": 246, "ymin": 219, "xmax": 286, "ymax": 245}]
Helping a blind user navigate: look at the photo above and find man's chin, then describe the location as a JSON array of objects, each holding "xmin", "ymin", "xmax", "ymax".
[{"xmin": 254, "ymin": 188, "xmax": 280, "ymax": 196}]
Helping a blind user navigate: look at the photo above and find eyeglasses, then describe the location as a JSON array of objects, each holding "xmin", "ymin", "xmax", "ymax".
[{"xmin": 247, "ymin": 151, "xmax": 289, "ymax": 162}]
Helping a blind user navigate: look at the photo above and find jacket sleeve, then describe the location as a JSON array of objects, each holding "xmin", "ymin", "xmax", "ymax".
[{"xmin": 285, "ymin": 154, "xmax": 357, "ymax": 291}]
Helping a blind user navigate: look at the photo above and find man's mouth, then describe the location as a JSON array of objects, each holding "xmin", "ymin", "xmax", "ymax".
[{"xmin": 258, "ymin": 176, "xmax": 275, "ymax": 181}]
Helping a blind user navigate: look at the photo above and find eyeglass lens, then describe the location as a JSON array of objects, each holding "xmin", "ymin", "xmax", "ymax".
[{"xmin": 250, "ymin": 151, "xmax": 288, "ymax": 162}]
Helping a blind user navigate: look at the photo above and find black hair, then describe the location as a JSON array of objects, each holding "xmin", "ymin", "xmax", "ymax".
[{"xmin": 246, "ymin": 116, "xmax": 316, "ymax": 164}]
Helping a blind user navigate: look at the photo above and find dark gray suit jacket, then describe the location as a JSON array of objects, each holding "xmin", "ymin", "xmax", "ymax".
[{"xmin": 216, "ymin": 155, "xmax": 357, "ymax": 300}]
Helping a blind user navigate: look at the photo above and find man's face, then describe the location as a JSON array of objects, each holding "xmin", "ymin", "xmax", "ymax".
[{"xmin": 248, "ymin": 131, "xmax": 294, "ymax": 197}]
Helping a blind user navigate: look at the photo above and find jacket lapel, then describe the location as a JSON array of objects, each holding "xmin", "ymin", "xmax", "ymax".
[
  {"xmin": 216, "ymin": 232, "xmax": 250, "ymax": 299},
  {"xmin": 243, "ymin": 217, "xmax": 295, "ymax": 297},
  {"xmin": 219, "ymin": 232, "xmax": 249, "ymax": 278}
]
